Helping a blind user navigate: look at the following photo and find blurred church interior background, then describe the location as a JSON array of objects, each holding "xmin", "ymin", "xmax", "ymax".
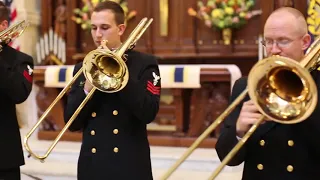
[{"xmin": 4, "ymin": 0, "xmax": 316, "ymax": 179}]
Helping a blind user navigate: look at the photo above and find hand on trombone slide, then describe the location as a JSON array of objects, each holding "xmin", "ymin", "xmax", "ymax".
[{"xmin": 236, "ymin": 100, "xmax": 271, "ymax": 137}]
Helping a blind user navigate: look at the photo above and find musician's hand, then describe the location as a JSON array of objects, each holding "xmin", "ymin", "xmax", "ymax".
[
  {"xmin": 84, "ymin": 79, "xmax": 94, "ymax": 93},
  {"xmin": 236, "ymin": 100, "xmax": 264, "ymax": 137}
]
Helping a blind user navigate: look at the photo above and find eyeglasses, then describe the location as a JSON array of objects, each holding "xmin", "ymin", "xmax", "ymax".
[{"xmin": 261, "ymin": 39, "xmax": 293, "ymax": 49}]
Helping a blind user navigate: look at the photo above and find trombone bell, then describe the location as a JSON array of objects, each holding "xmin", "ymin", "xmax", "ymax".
[
  {"xmin": 248, "ymin": 55, "xmax": 318, "ymax": 124},
  {"xmin": 82, "ymin": 17, "xmax": 153, "ymax": 93},
  {"xmin": 83, "ymin": 49, "xmax": 129, "ymax": 92},
  {"xmin": 0, "ymin": 20, "xmax": 28, "ymax": 51}
]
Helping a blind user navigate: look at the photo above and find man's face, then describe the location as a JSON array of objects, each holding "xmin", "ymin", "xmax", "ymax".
[
  {"xmin": 263, "ymin": 14, "xmax": 310, "ymax": 61},
  {"xmin": 91, "ymin": 10, "xmax": 125, "ymax": 49}
]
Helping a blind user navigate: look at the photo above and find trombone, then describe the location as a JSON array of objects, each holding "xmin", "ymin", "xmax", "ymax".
[
  {"xmin": 23, "ymin": 17, "xmax": 153, "ymax": 162},
  {"xmin": 161, "ymin": 37, "xmax": 320, "ymax": 180}
]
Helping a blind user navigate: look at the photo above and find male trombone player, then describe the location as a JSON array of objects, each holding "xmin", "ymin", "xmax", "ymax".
[
  {"xmin": 0, "ymin": 2, "xmax": 34, "ymax": 180},
  {"xmin": 64, "ymin": 1, "xmax": 161, "ymax": 180},
  {"xmin": 216, "ymin": 7, "xmax": 320, "ymax": 180}
]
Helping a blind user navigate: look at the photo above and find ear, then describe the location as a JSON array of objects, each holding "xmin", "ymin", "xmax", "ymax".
[
  {"xmin": 117, "ymin": 24, "xmax": 126, "ymax": 36},
  {"xmin": 301, "ymin": 33, "xmax": 311, "ymax": 51}
]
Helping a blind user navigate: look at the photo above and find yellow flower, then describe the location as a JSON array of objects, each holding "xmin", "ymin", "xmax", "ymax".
[
  {"xmin": 211, "ymin": 9, "xmax": 223, "ymax": 19},
  {"xmin": 76, "ymin": 18, "xmax": 82, "ymax": 24},
  {"xmin": 240, "ymin": 12, "xmax": 246, "ymax": 18},
  {"xmin": 81, "ymin": 23, "xmax": 88, "ymax": 29},
  {"xmin": 224, "ymin": 7, "xmax": 234, "ymax": 15},
  {"xmin": 92, "ymin": 0, "xmax": 100, "ymax": 6}
]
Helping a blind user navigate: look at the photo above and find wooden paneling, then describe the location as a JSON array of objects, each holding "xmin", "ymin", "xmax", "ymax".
[
  {"xmin": 149, "ymin": 0, "xmax": 196, "ymax": 55},
  {"xmin": 40, "ymin": 0, "xmax": 310, "ymax": 66},
  {"xmin": 40, "ymin": 0, "xmax": 270, "ymax": 66},
  {"xmin": 122, "ymin": 0, "xmax": 151, "ymax": 53}
]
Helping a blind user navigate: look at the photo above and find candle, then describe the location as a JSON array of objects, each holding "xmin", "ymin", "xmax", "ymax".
[
  {"xmin": 49, "ymin": 28, "xmax": 53, "ymax": 52},
  {"xmin": 62, "ymin": 41, "xmax": 66, "ymax": 64},
  {"xmin": 54, "ymin": 33, "xmax": 58, "ymax": 55},
  {"xmin": 36, "ymin": 42, "xmax": 41, "ymax": 64},
  {"xmin": 40, "ymin": 38, "xmax": 45, "ymax": 61},
  {"xmin": 58, "ymin": 37, "xmax": 62, "ymax": 60},
  {"xmin": 44, "ymin": 33, "xmax": 49, "ymax": 56}
]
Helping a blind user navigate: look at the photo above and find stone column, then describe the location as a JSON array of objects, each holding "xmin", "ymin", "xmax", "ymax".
[{"xmin": 11, "ymin": 0, "xmax": 41, "ymax": 137}]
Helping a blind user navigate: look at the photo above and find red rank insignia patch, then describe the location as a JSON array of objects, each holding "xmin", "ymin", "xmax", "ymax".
[
  {"xmin": 23, "ymin": 70, "xmax": 32, "ymax": 83},
  {"xmin": 23, "ymin": 65, "xmax": 33, "ymax": 83},
  {"xmin": 147, "ymin": 81, "xmax": 160, "ymax": 95}
]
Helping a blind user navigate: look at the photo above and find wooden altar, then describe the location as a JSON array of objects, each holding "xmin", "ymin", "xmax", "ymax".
[{"xmin": 34, "ymin": 0, "xmax": 308, "ymax": 148}]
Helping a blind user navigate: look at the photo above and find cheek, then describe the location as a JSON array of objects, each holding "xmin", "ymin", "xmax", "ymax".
[{"xmin": 103, "ymin": 29, "xmax": 117, "ymax": 38}]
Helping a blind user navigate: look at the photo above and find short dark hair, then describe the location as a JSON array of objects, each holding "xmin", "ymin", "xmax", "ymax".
[
  {"xmin": 93, "ymin": 1, "xmax": 125, "ymax": 25},
  {"xmin": 0, "ymin": 2, "xmax": 9, "ymax": 22}
]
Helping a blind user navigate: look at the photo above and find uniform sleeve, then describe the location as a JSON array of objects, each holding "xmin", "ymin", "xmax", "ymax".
[
  {"xmin": 64, "ymin": 64, "xmax": 98, "ymax": 132},
  {"xmin": 117, "ymin": 62, "xmax": 161, "ymax": 124},
  {"xmin": 215, "ymin": 78, "xmax": 247, "ymax": 166},
  {"xmin": 0, "ymin": 54, "xmax": 34, "ymax": 104}
]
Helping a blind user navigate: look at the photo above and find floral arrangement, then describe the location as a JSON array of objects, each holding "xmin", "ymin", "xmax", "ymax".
[
  {"xmin": 188, "ymin": 0, "xmax": 262, "ymax": 45},
  {"xmin": 72, "ymin": 0, "xmax": 137, "ymax": 30}
]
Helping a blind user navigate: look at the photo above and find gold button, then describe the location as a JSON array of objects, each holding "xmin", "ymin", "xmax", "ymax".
[
  {"xmin": 257, "ymin": 164, "xmax": 263, "ymax": 170},
  {"xmin": 113, "ymin": 147, "xmax": 119, "ymax": 153},
  {"xmin": 91, "ymin": 148, "xmax": 96, "ymax": 153},
  {"xmin": 113, "ymin": 110, "xmax": 118, "ymax": 115},
  {"xmin": 90, "ymin": 130, "xmax": 95, "ymax": 136},
  {"xmin": 91, "ymin": 112, "xmax": 96, "ymax": 117},
  {"xmin": 113, "ymin": 129, "xmax": 119, "ymax": 134},
  {"xmin": 287, "ymin": 165, "xmax": 293, "ymax": 172},
  {"xmin": 288, "ymin": 140, "xmax": 294, "ymax": 147},
  {"xmin": 259, "ymin": 140, "xmax": 265, "ymax": 146}
]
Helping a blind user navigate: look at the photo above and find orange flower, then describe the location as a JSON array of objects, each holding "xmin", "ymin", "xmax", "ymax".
[{"xmin": 188, "ymin": 8, "xmax": 197, "ymax": 16}]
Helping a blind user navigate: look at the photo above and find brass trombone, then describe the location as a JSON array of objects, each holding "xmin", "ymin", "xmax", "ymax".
[
  {"xmin": 23, "ymin": 17, "xmax": 153, "ymax": 162},
  {"xmin": 161, "ymin": 37, "xmax": 320, "ymax": 180},
  {"xmin": 0, "ymin": 20, "xmax": 28, "ymax": 50}
]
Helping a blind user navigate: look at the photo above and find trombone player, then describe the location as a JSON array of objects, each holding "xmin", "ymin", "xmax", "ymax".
[
  {"xmin": 0, "ymin": 2, "xmax": 34, "ymax": 180},
  {"xmin": 216, "ymin": 7, "xmax": 320, "ymax": 180},
  {"xmin": 64, "ymin": 1, "xmax": 161, "ymax": 180}
]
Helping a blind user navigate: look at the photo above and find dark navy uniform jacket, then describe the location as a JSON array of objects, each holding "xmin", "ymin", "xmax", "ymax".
[
  {"xmin": 216, "ymin": 70, "xmax": 320, "ymax": 180},
  {"xmin": 0, "ymin": 45, "xmax": 34, "ymax": 170},
  {"xmin": 64, "ymin": 50, "xmax": 161, "ymax": 180}
]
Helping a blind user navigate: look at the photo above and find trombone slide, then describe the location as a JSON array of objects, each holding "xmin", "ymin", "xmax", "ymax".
[
  {"xmin": 208, "ymin": 115, "xmax": 264, "ymax": 179},
  {"xmin": 160, "ymin": 89, "xmax": 249, "ymax": 180},
  {"xmin": 23, "ymin": 68, "xmax": 96, "ymax": 162}
]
